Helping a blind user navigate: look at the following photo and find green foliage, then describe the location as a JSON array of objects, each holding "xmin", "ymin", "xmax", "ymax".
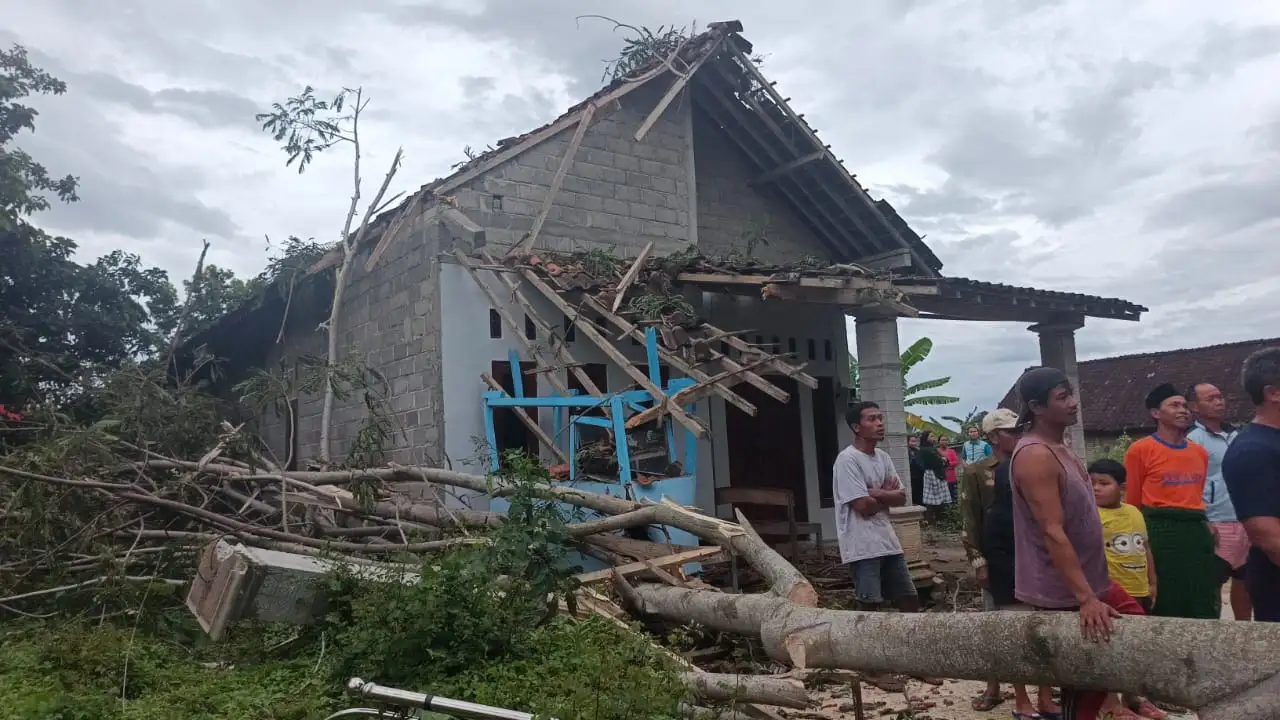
[
  {"xmin": 0, "ymin": 44, "xmax": 79, "ymax": 229},
  {"xmin": 1097, "ymin": 433, "xmax": 1133, "ymax": 462},
  {"xmin": 0, "ymin": 616, "xmax": 336, "ymax": 720},
  {"xmin": 316, "ymin": 452, "xmax": 682, "ymax": 719},
  {"xmin": 256, "ymin": 86, "xmax": 355, "ymax": 173}
]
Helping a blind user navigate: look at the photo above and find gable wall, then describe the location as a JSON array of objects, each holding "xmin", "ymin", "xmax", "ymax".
[
  {"xmin": 692, "ymin": 111, "xmax": 835, "ymax": 262},
  {"xmin": 257, "ymin": 214, "xmax": 445, "ymax": 467},
  {"xmin": 445, "ymin": 81, "xmax": 693, "ymax": 259}
]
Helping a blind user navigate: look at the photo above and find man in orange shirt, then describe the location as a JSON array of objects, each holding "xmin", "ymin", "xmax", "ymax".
[{"xmin": 1123, "ymin": 382, "xmax": 1217, "ymax": 618}]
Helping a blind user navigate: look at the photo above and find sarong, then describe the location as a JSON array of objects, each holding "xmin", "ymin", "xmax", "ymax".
[{"xmin": 1144, "ymin": 506, "xmax": 1219, "ymax": 619}]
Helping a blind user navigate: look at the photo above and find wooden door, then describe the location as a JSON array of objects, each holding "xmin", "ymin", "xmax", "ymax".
[{"xmin": 724, "ymin": 376, "xmax": 807, "ymax": 523}]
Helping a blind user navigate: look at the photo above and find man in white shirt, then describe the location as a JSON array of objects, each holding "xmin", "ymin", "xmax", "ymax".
[{"xmin": 834, "ymin": 401, "xmax": 917, "ymax": 609}]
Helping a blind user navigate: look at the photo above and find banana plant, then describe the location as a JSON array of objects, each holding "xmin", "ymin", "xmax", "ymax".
[{"xmin": 848, "ymin": 337, "xmax": 959, "ymax": 412}]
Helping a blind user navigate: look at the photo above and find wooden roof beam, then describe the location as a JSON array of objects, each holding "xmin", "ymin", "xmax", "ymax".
[{"xmin": 750, "ymin": 150, "xmax": 825, "ymax": 186}]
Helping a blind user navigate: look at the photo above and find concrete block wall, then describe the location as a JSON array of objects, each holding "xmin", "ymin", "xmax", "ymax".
[
  {"xmin": 443, "ymin": 81, "xmax": 693, "ymax": 257},
  {"xmin": 258, "ymin": 216, "xmax": 445, "ymax": 467},
  {"xmin": 692, "ymin": 112, "xmax": 833, "ymax": 263}
]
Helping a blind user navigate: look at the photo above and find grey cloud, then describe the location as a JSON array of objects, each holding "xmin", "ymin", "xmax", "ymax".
[
  {"xmin": 1185, "ymin": 23, "xmax": 1280, "ymax": 81},
  {"xmin": 1142, "ymin": 167, "xmax": 1280, "ymax": 238},
  {"xmin": 3, "ymin": 34, "xmax": 239, "ymax": 242},
  {"xmin": 72, "ymin": 72, "xmax": 260, "ymax": 130},
  {"xmin": 459, "ymin": 75, "xmax": 498, "ymax": 100},
  {"xmin": 929, "ymin": 59, "xmax": 1171, "ymax": 228},
  {"xmin": 882, "ymin": 180, "xmax": 998, "ymax": 218}
]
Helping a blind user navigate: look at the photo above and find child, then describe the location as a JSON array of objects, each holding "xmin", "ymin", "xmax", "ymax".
[{"xmin": 1090, "ymin": 459, "xmax": 1167, "ymax": 720}]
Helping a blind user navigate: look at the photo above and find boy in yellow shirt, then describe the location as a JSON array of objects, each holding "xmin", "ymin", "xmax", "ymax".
[
  {"xmin": 1091, "ymin": 458, "xmax": 1157, "ymax": 611},
  {"xmin": 1090, "ymin": 458, "xmax": 1166, "ymax": 720}
]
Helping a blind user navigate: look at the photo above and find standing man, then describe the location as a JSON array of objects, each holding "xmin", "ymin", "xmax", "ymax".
[
  {"xmin": 961, "ymin": 423, "xmax": 993, "ymax": 467},
  {"xmin": 961, "ymin": 409, "xmax": 1048, "ymax": 717},
  {"xmin": 1123, "ymin": 383, "xmax": 1216, "ymax": 619},
  {"xmin": 1010, "ymin": 367, "xmax": 1113, "ymax": 720},
  {"xmin": 834, "ymin": 401, "xmax": 917, "ymax": 610},
  {"xmin": 907, "ymin": 434, "xmax": 925, "ymax": 511},
  {"xmin": 1186, "ymin": 382, "xmax": 1251, "ymax": 620},
  {"xmin": 1223, "ymin": 347, "xmax": 1280, "ymax": 622}
]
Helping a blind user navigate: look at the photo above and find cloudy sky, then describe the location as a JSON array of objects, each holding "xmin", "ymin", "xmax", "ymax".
[{"xmin": 6, "ymin": 0, "xmax": 1280, "ymax": 423}]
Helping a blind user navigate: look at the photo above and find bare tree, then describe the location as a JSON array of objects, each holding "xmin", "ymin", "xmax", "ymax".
[{"xmin": 258, "ymin": 86, "xmax": 403, "ymax": 463}]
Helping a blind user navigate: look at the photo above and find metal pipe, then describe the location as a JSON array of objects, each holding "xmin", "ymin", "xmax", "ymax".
[{"xmin": 345, "ymin": 678, "xmax": 537, "ymax": 720}]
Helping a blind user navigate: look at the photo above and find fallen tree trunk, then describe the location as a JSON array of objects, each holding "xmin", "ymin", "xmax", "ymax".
[
  {"xmin": 200, "ymin": 464, "xmax": 818, "ymax": 606},
  {"xmin": 680, "ymin": 672, "xmax": 809, "ymax": 710},
  {"xmin": 628, "ymin": 583, "xmax": 1280, "ymax": 720}
]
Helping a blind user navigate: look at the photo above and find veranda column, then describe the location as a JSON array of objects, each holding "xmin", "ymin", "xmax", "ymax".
[
  {"xmin": 1029, "ymin": 317, "xmax": 1087, "ymax": 460},
  {"xmin": 854, "ymin": 310, "xmax": 930, "ymax": 585}
]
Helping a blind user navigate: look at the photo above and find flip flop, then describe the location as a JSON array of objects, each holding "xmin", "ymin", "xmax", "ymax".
[
  {"xmin": 972, "ymin": 690, "xmax": 1003, "ymax": 711},
  {"xmin": 1011, "ymin": 713, "xmax": 1042, "ymax": 720},
  {"xmin": 1038, "ymin": 712, "xmax": 1062, "ymax": 720}
]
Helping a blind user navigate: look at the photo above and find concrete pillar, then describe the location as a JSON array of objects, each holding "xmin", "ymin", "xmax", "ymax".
[
  {"xmin": 854, "ymin": 311, "xmax": 932, "ymax": 586},
  {"xmin": 853, "ymin": 312, "xmax": 909, "ymax": 493},
  {"xmin": 1029, "ymin": 317, "xmax": 1087, "ymax": 461}
]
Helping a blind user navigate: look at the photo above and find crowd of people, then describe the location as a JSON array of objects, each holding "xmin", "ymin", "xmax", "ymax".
[{"xmin": 832, "ymin": 346, "xmax": 1280, "ymax": 720}]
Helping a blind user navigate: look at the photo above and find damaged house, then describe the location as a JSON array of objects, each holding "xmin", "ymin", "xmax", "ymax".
[{"xmin": 190, "ymin": 21, "xmax": 1145, "ymax": 573}]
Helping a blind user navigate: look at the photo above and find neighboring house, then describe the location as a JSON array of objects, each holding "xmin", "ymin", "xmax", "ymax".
[
  {"xmin": 999, "ymin": 338, "xmax": 1280, "ymax": 457},
  {"xmin": 189, "ymin": 21, "xmax": 1144, "ymax": 545}
]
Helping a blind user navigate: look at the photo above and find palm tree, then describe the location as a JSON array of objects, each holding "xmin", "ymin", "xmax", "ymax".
[{"xmin": 848, "ymin": 337, "xmax": 959, "ymax": 433}]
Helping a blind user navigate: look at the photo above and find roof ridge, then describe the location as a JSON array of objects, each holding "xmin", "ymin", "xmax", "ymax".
[{"xmin": 1078, "ymin": 337, "xmax": 1280, "ymax": 365}]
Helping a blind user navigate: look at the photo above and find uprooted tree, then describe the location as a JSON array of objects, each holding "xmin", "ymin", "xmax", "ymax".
[{"xmin": 257, "ymin": 85, "xmax": 403, "ymax": 464}]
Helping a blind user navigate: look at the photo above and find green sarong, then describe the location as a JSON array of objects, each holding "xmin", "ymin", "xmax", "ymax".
[{"xmin": 1143, "ymin": 506, "xmax": 1219, "ymax": 619}]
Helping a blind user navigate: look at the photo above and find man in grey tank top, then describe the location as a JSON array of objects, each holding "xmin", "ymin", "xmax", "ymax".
[{"xmin": 1011, "ymin": 367, "xmax": 1118, "ymax": 720}]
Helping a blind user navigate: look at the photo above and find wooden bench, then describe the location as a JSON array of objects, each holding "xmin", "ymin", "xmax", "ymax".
[{"xmin": 715, "ymin": 486, "xmax": 822, "ymax": 560}]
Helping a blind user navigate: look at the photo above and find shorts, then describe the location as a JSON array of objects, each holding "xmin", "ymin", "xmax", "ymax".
[
  {"xmin": 850, "ymin": 553, "xmax": 917, "ymax": 605},
  {"xmin": 1211, "ymin": 521, "xmax": 1250, "ymax": 572}
]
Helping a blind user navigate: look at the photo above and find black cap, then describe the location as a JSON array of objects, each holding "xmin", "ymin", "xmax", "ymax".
[
  {"xmin": 1144, "ymin": 382, "xmax": 1180, "ymax": 410},
  {"xmin": 1015, "ymin": 366, "xmax": 1071, "ymax": 425}
]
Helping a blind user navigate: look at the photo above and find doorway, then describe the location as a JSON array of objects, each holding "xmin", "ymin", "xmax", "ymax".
[{"xmin": 724, "ymin": 376, "xmax": 807, "ymax": 524}]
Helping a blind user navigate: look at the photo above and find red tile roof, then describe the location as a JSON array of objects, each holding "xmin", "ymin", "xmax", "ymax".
[{"xmin": 998, "ymin": 338, "xmax": 1280, "ymax": 434}]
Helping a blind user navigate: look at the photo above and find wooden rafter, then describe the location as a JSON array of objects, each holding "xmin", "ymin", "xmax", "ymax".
[
  {"xmin": 750, "ymin": 150, "xmax": 824, "ymax": 186},
  {"xmin": 572, "ymin": 292, "xmax": 764, "ymax": 416},
  {"xmin": 509, "ymin": 102, "xmax": 597, "ymax": 257},
  {"xmin": 513, "ymin": 267, "xmax": 711, "ymax": 439}
]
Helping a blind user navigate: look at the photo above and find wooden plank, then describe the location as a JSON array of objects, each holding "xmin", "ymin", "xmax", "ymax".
[
  {"xmin": 677, "ymin": 272, "xmax": 770, "ymax": 286},
  {"xmin": 516, "ymin": 267, "xmax": 711, "ymax": 438},
  {"xmin": 610, "ymin": 241, "xmax": 654, "ymax": 313},
  {"xmin": 719, "ymin": 330, "xmax": 819, "ymax": 389},
  {"xmin": 577, "ymin": 294, "xmax": 761, "ymax": 417},
  {"xmin": 856, "ymin": 247, "xmax": 913, "ymax": 270},
  {"xmin": 625, "ymin": 355, "xmax": 775, "ymax": 428},
  {"xmin": 481, "ymin": 372, "xmax": 570, "ymax": 465},
  {"xmin": 433, "ymin": 74, "xmax": 661, "ymax": 197},
  {"xmin": 632, "ymin": 35, "xmax": 726, "ymax": 142},
  {"xmin": 509, "ymin": 102, "xmax": 597, "ymax": 257},
  {"xmin": 574, "ymin": 546, "xmax": 723, "ymax": 585},
  {"xmin": 750, "ymin": 150, "xmax": 825, "ymax": 186}
]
